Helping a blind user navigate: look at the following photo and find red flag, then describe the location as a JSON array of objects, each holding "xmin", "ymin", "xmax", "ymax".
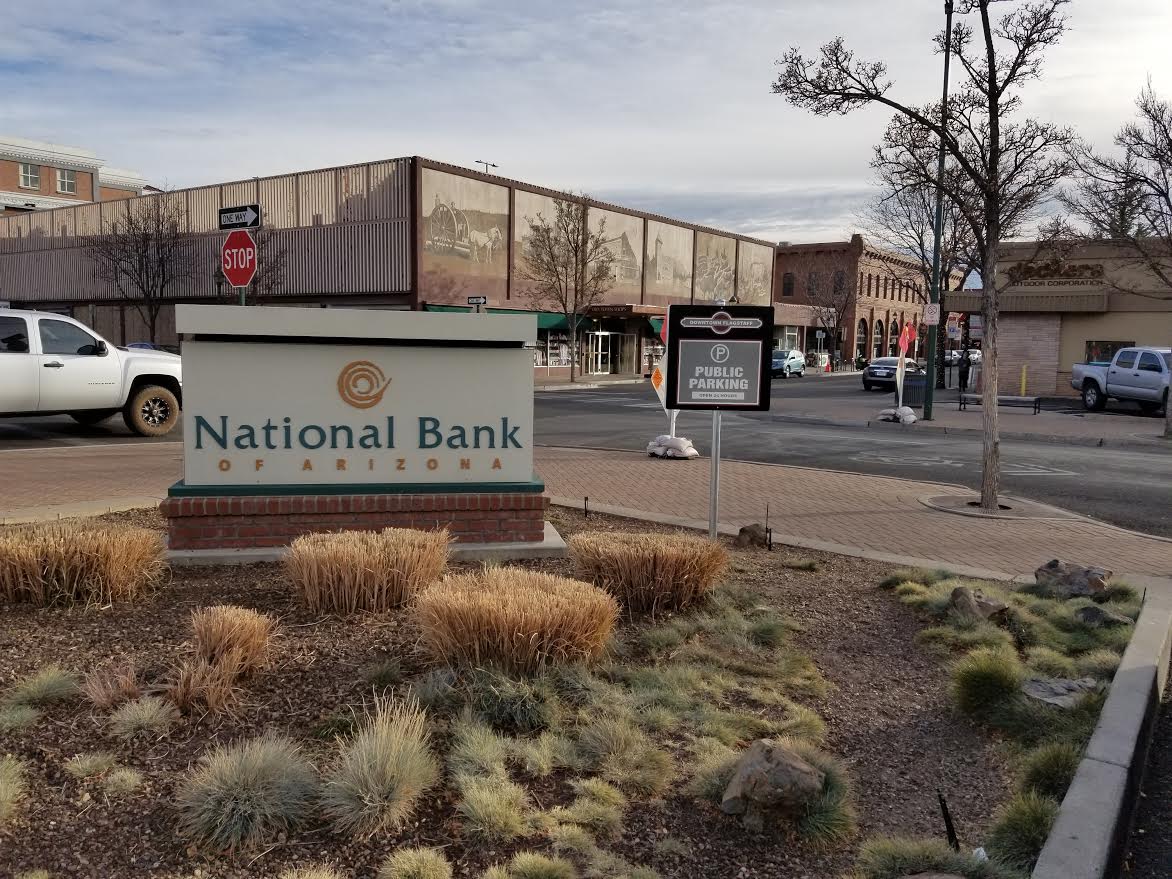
[{"xmin": 898, "ymin": 323, "xmax": 916, "ymax": 355}]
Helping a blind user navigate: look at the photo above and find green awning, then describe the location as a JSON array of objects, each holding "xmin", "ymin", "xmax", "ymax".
[
  {"xmin": 423, "ymin": 304, "xmax": 576, "ymax": 331},
  {"xmin": 649, "ymin": 318, "xmax": 664, "ymax": 337}
]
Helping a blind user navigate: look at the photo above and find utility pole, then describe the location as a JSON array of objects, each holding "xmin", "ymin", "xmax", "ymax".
[
  {"xmin": 923, "ymin": 0, "xmax": 955, "ymax": 420},
  {"xmin": 475, "ymin": 160, "xmax": 498, "ymax": 175}
]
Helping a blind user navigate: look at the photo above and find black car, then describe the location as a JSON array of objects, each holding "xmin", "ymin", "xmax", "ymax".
[{"xmin": 862, "ymin": 356, "xmax": 923, "ymax": 391}]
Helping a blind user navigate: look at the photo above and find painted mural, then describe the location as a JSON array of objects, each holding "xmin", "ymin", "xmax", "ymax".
[
  {"xmin": 511, "ymin": 189, "xmax": 562, "ymax": 302},
  {"xmin": 420, "ymin": 168, "xmax": 509, "ymax": 303},
  {"xmin": 644, "ymin": 220, "xmax": 694, "ymax": 305},
  {"xmin": 591, "ymin": 208, "xmax": 644, "ymax": 303},
  {"xmin": 694, "ymin": 231, "xmax": 736, "ymax": 302},
  {"xmin": 736, "ymin": 240, "xmax": 774, "ymax": 305}
]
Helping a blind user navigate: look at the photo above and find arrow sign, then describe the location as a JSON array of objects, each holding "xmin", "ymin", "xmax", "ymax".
[{"xmin": 219, "ymin": 204, "xmax": 262, "ymax": 230}]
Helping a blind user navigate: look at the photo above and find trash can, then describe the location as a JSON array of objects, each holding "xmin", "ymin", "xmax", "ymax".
[{"xmin": 899, "ymin": 373, "xmax": 928, "ymax": 407}]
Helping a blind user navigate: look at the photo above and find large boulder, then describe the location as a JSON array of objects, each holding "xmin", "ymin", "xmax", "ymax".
[
  {"xmin": 1022, "ymin": 676, "xmax": 1100, "ymax": 709},
  {"xmin": 1031, "ymin": 560, "xmax": 1112, "ymax": 600},
  {"xmin": 735, "ymin": 523, "xmax": 769, "ymax": 548},
  {"xmin": 720, "ymin": 739, "xmax": 825, "ymax": 832},
  {"xmin": 950, "ymin": 586, "xmax": 1009, "ymax": 624},
  {"xmin": 1075, "ymin": 604, "xmax": 1133, "ymax": 629}
]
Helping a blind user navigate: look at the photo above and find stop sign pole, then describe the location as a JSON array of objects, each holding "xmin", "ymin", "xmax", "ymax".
[{"xmin": 221, "ymin": 229, "xmax": 257, "ymax": 306}]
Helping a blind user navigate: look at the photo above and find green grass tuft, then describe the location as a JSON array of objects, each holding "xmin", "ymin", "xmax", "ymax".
[
  {"xmin": 548, "ymin": 821, "xmax": 596, "ymax": 855},
  {"xmin": 986, "ymin": 791, "xmax": 1060, "ymax": 871},
  {"xmin": 0, "ymin": 704, "xmax": 40, "ymax": 732},
  {"xmin": 682, "ymin": 738, "xmax": 740, "ymax": 801},
  {"xmin": 855, "ymin": 835, "xmax": 1025, "ymax": 878},
  {"xmin": 1018, "ymin": 741, "xmax": 1081, "ymax": 801},
  {"xmin": 878, "ymin": 568, "xmax": 953, "ymax": 589},
  {"xmin": 1075, "ymin": 648, "xmax": 1122, "ymax": 680},
  {"xmin": 577, "ymin": 716, "xmax": 675, "ymax": 797},
  {"xmin": 102, "ymin": 767, "xmax": 144, "ymax": 796},
  {"xmin": 918, "ymin": 621, "xmax": 1015, "ymax": 654},
  {"xmin": 65, "ymin": 751, "xmax": 118, "ymax": 780},
  {"xmin": 280, "ymin": 868, "xmax": 345, "ymax": 879},
  {"xmin": 378, "ymin": 847, "xmax": 453, "ymax": 879},
  {"xmin": 507, "ymin": 852, "xmax": 577, "ymax": 879},
  {"xmin": 465, "ymin": 667, "xmax": 561, "ymax": 735},
  {"xmin": 109, "ymin": 696, "xmax": 178, "ymax": 739},
  {"xmin": 449, "ymin": 716, "xmax": 511, "ymax": 779},
  {"xmin": 784, "ymin": 737, "xmax": 856, "ymax": 844},
  {"xmin": 1098, "ymin": 581, "xmax": 1139, "ymax": 603},
  {"xmin": 511, "ymin": 731, "xmax": 580, "ymax": 777},
  {"xmin": 411, "ymin": 668, "xmax": 460, "ymax": 715},
  {"xmin": 363, "ymin": 656, "xmax": 404, "ymax": 690},
  {"xmin": 1025, "ymin": 646, "xmax": 1077, "ymax": 679},
  {"xmin": 4, "ymin": 664, "xmax": 79, "ymax": 707},
  {"xmin": 0, "ymin": 755, "xmax": 28, "ymax": 825},
  {"xmin": 747, "ymin": 616, "xmax": 788, "ymax": 647},
  {"xmin": 456, "ymin": 774, "xmax": 531, "ymax": 840},
  {"xmin": 951, "ymin": 648, "xmax": 1025, "ymax": 716}
]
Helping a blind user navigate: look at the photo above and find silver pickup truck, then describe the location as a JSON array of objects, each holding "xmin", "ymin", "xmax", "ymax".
[{"xmin": 1070, "ymin": 346, "xmax": 1171, "ymax": 413}]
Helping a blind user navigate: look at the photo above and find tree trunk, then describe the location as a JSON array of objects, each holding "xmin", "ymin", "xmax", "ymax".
[
  {"xmin": 147, "ymin": 305, "xmax": 160, "ymax": 345},
  {"xmin": 979, "ymin": 239, "xmax": 1000, "ymax": 509},
  {"xmin": 568, "ymin": 318, "xmax": 577, "ymax": 383}
]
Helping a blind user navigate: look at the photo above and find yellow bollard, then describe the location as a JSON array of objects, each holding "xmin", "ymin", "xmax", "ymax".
[{"xmin": 1020, "ymin": 363, "xmax": 1028, "ymax": 396}]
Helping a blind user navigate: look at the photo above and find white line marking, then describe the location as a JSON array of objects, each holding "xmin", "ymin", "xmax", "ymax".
[{"xmin": 0, "ymin": 440, "xmax": 182, "ymax": 454}]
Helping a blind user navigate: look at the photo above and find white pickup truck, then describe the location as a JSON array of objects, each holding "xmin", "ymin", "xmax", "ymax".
[
  {"xmin": 1070, "ymin": 346, "xmax": 1171, "ymax": 414},
  {"xmin": 0, "ymin": 309, "xmax": 183, "ymax": 436}
]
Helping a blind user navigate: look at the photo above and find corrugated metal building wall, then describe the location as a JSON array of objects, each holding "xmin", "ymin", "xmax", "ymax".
[{"xmin": 0, "ymin": 157, "xmax": 414, "ymax": 308}]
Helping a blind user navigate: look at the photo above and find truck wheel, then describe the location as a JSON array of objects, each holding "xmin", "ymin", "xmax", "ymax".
[
  {"xmin": 123, "ymin": 385, "xmax": 180, "ymax": 437},
  {"xmin": 1081, "ymin": 382, "xmax": 1106, "ymax": 411},
  {"xmin": 69, "ymin": 410, "xmax": 117, "ymax": 426}
]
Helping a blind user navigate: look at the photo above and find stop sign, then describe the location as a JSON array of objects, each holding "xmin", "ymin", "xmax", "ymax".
[{"xmin": 221, "ymin": 229, "xmax": 257, "ymax": 288}]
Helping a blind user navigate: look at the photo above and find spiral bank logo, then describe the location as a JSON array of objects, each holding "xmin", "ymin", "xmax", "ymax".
[{"xmin": 337, "ymin": 360, "xmax": 390, "ymax": 409}]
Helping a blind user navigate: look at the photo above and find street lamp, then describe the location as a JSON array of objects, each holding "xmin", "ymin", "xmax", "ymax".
[{"xmin": 923, "ymin": 0, "xmax": 955, "ymax": 421}]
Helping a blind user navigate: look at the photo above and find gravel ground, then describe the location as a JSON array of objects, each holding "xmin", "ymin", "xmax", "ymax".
[
  {"xmin": 1123, "ymin": 680, "xmax": 1172, "ymax": 877},
  {"xmin": 0, "ymin": 507, "xmax": 1011, "ymax": 878}
]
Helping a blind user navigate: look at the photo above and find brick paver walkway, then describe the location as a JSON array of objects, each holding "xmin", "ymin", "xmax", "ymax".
[{"xmin": 1, "ymin": 442, "xmax": 1167, "ymax": 583}]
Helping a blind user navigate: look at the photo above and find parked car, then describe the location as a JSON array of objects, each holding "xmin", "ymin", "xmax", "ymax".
[
  {"xmin": 0, "ymin": 309, "xmax": 183, "ymax": 435},
  {"xmin": 771, "ymin": 349, "xmax": 806, "ymax": 379},
  {"xmin": 862, "ymin": 356, "xmax": 923, "ymax": 391},
  {"xmin": 1070, "ymin": 346, "xmax": 1170, "ymax": 414}
]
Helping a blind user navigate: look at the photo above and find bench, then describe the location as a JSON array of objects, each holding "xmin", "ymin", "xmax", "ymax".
[{"xmin": 959, "ymin": 393, "xmax": 1041, "ymax": 414}]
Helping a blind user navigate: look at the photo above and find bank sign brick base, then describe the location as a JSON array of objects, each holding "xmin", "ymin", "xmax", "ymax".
[{"xmin": 162, "ymin": 490, "xmax": 548, "ymax": 550}]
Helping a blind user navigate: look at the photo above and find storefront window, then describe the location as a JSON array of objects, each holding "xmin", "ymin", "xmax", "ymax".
[
  {"xmin": 873, "ymin": 320, "xmax": 885, "ymax": 360},
  {"xmin": 1084, "ymin": 340, "xmax": 1134, "ymax": 364},
  {"xmin": 855, "ymin": 319, "xmax": 868, "ymax": 359}
]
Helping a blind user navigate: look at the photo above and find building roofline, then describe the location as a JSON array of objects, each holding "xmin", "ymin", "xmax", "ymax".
[{"xmin": 0, "ymin": 136, "xmax": 103, "ymax": 170}]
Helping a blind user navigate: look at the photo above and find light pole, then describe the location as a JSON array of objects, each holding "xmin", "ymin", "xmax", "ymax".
[{"xmin": 923, "ymin": 0, "xmax": 955, "ymax": 420}]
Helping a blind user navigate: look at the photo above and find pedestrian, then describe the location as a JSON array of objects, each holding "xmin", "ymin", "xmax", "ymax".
[{"xmin": 958, "ymin": 349, "xmax": 971, "ymax": 392}]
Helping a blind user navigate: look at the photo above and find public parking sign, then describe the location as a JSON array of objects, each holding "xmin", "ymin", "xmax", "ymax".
[{"xmin": 665, "ymin": 305, "xmax": 773, "ymax": 411}]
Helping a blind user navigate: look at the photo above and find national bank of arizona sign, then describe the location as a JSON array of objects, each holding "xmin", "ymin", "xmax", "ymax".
[{"xmin": 177, "ymin": 305, "xmax": 535, "ymax": 487}]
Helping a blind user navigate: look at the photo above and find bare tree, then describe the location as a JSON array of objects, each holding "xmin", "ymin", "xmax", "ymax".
[
  {"xmin": 1064, "ymin": 84, "xmax": 1172, "ymax": 436},
  {"xmin": 804, "ymin": 269, "xmax": 857, "ymax": 365},
  {"xmin": 85, "ymin": 191, "xmax": 197, "ymax": 343},
  {"xmin": 773, "ymin": 0, "xmax": 1075, "ymax": 509},
  {"xmin": 518, "ymin": 197, "xmax": 616, "ymax": 382}
]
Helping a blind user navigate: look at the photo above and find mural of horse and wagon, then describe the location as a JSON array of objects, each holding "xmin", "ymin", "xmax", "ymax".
[{"xmin": 420, "ymin": 169, "xmax": 509, "ymax": 301}]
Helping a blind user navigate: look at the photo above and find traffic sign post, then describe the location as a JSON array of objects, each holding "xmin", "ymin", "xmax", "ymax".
[
  {"xmin": 221, "ymin": 230, "xmax": 257, "ymax": 304},
  {"xmin": 218, "ymin": 205, "xmax": 262, "ymax": 231},
  {"xmin": 467, "ymin": 295, "xmax": 487, "ymax": 313},
  {"xmin": 922, "ymin": 303, "xmax": 941, "ymax": 326},
  {"xmin": 664, "ymin": 304, "xmax": 774, "ymax": 537}
]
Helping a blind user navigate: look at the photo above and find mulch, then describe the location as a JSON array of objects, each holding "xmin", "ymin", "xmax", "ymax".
[
  {"xmin": 1123, "ymin": 679, "xmax": 1172, "ymax": 877},
  {"xmin": 0, "ymin": 507, "xmax": 1010, "ymax": 878}
]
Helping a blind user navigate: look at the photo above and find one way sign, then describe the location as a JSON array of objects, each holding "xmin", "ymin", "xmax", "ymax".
[{"xmin": 218, "ymin": 204, "xmax": 262, "ymax": 230}]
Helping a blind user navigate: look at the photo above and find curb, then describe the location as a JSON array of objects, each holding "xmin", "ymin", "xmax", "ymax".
[
  {"xmin": 866, "ymin": 417, "xmax": 1168, "ymax": 451},
  {"xmin": 1032, "ymin": 585, "xmax": 1172, "ymax": 879}
]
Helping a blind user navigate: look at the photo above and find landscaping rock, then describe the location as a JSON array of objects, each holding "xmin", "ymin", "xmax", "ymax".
[
  {"xmin": 720, "ymin": 739, "xmax": 824, "ymax": 832},
  {"xmin": 950, "ymin": 585, "xmax": 1009, "ymax": 624},
  {"xmin": 1032, "ymin": 560, "xmax": 1111, "ymax": 600},
  {"xmin": 1075, "ymin": 604, "xmax": 1133, "ymax": 628},
  {"xmin": 1022, "ymin": 676, "xmax": 1100, "ymax": 709},
  {"xmin": 735, "ymin": 523, "xmax": 769, "ymax": 548}
]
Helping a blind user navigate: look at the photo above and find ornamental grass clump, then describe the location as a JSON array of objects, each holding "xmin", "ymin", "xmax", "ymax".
[
  {"xmin": 1018, "ymin": 741, "xmax": 1081, "ymax": 801},
  {"xmin": 321, "ymin": 695, "xmax": 440, "ymax": 836},
  {"xmin": 109, "ymin": 696, "xmax": 179, "ymax": 739},
  {"xmin": 951, "ymin": 648, "xmax": 1026, "ymax": 717},
  {"xmin": 0, "ymin": 522, "xmax": 165, "ymax": 606},
  {"xmin": 191, "ymin": 605, "xmax": 277, "ymax": 674},
  {"xmin": 986, "ymin": 791, "xmax": 1060, "ymax": 871},
  {"xmin": 0, "ymin": 756, "xmax": 28, "ymax": 825},
  {"xmin": 82, "ymin": 658, "xmax": 141, "ymax": 709},
  {"xmin": 568, "ymin": 532, "xmax": 728, "ymax": 615},
  {"xmin": 287, "ymin": 527, "xmax": 450, "ymax": 614},
  {"xmin": 4, "ymin": 664, "xmax": 79, "ymax": 707},
  {"xmin": 378, "ymin": 847, "xmax": 454, "ymax": 879},
  {"xmin": 855, "ymin": 836, "xmax": 1023, "ymax": 879},
  {"xmin": 176, "ymin": 733, "xmax": 317, "ymax": 851},
  {"xmin": 414, "ymin": 568, "xmax": 618, "ymax": 673}
]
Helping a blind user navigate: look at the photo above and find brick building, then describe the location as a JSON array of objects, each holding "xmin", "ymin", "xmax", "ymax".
[
  {"xmin": 0, "ymin": 136, "xmax": 147, "ymax": 216},
  {"xmin": 772, "ymin": 234, "xmax": 963, "ymax": 362}
]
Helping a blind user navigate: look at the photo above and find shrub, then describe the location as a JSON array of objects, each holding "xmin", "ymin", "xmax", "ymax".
[
  {"xmin": 322, "ymin": 695, "xmax": 439, "ymax": 836},
  {"xmin": 0, "ymin": 704, "xmax": 39, "ymax": 731},
  {"xmin": 415, "ymin": 569, "xmax": 618, "ymax": 673},
  {"xmin": 65, "ymin": 751, "xmax": 118, "ymax": 780},
  {"xmin": 986, "ymin": 791, "xmax": 1060, "ymax": 871},
  {"xmin": 855, "ymin": 836, "xmax": 1023, "ymax": 879},
  {"xmin": 456, "ymin": 774, "xmax": 531, "ymax": 840},
  {"xmin": 177, "ymin": 733, "xmax": 316, "ymax": 851},
  {"xmin": 0, "ymin": 522, "xmax": 165, "ymax": 606},
  {"xmin": 379, "ymin": 847, "xmax": 453, "ymax": 879},
  {"xmin": 109, "ymin": 696, "xmax": 179, "ymax": 739},
  {"xmin": 508, "ymin": 852, "xmax": 577, "ymax": 879},
  {"xmin": 1018, "ymin": 741, "xmax": 1081, "ymax": 801},
  {"xmin": 287, "ymin": 528, "xmax": 450, "ymax": 613},
  {"xmin": 568, "ymin": 532, "xmax": 727, "ymax": 614},
  {"xmin": 190, "ymin": 605, "xmax": 276, "ymax": 674},
  {"xmin": 1075, "ymin": 648, "xmax": 1122, "ymax": 679},
  {"xmin": 102, "ymin": 767, "xmax": 144, "ymax": 796},
  {"xmin": 449, "ymin": 717, "xmax": 511, "ymax": 779},
  {"xmin": 82, "ymin": 659, "xmax": 141, "ymax": 709},
  {"xmin": 165, "ymin": 657, "xmax": 241, "ymax": 715},
  {"xmin": 4, "ymin": 664, "xmax": 79, "ymax": 707},
  {"xmin": 951, "ymin": 648, "xmax": 1025, "ymax": 716},
  {"xmin": 465, "ymin": 667, "xmax": 561, "ymax": 734},
  {"xmin": 0, "ymin": 755, "xmax": 27, "ymax": 824}
]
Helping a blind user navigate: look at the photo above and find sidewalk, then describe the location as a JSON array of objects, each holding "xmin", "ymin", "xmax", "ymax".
[{"xmin": 1, "ymin": 442, "xmax": 1167, "ymax": 586}]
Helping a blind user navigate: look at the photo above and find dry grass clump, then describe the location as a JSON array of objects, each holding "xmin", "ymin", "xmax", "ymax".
[
  {"xmin": 4, "ymin": 664, "xmax": 78, "ymax": 707},
  {"xmin": 191, "ymin": 605, "xmax": 277, "ymax": 674},
  {"xmin": 165, "ymin": 656, "xmax": 242, "ymax": 715},
  {"xmin": 176, "ymin": 733, "xmax": 317, "ymax": 851},
  {"xmin": 0, "ymin": 704, "xmax": 39, "ymax": 731},
  {"xmin": 0, "ymin": 755, "xmax": 28, "ymax": 824},
  {"xmin": 456, "ymin": 773, "xmax": 532, "ymax": 840},
  {"xmin": 280, "ymin": 868, "xmax": 344, "ymax": 879},
  {"xmin": 378, "ymin": 847, "xmax": 453, "ymax": 879},
  {"xmin": 0, "ymin": 521, "xmax": 165, "ymax": 606},
  {"xmin": 102, "ymin": 766, "xmax": 145, "ymax": 796},
  {"xmin": 287, "ymin": 528, "xmax": 450, "ymax": 614},
  {"xmin": 415, "ymin": 568, "xmax": 618, "ymax": 673},
  {"xmin": 109, "ymin": 696, "xmax": 179, "ymax": 739},
  {"xmin": 321, "ymin": 695, "xmax": 440, "ymax": 836},
  {"xmin": 82, "ymin": 659, "xmax": 141, "ymax": 709},
  {"xmin": 568, "ymin": 532, "xmax": 728, "ymax": 614},
  {"xmin": 65, "ymin": 751, "xmax": 118, "ymax": 780}
]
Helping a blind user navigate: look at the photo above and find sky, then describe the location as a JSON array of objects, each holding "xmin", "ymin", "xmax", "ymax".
[{"xmin": 4, "ymin": 0, "xmax": 1171, "ymax": 243}]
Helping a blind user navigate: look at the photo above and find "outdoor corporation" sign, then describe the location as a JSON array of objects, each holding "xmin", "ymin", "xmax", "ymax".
[{"xmin": 176, "ymin": 305, "xmax": 535, "ymax": 487}]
